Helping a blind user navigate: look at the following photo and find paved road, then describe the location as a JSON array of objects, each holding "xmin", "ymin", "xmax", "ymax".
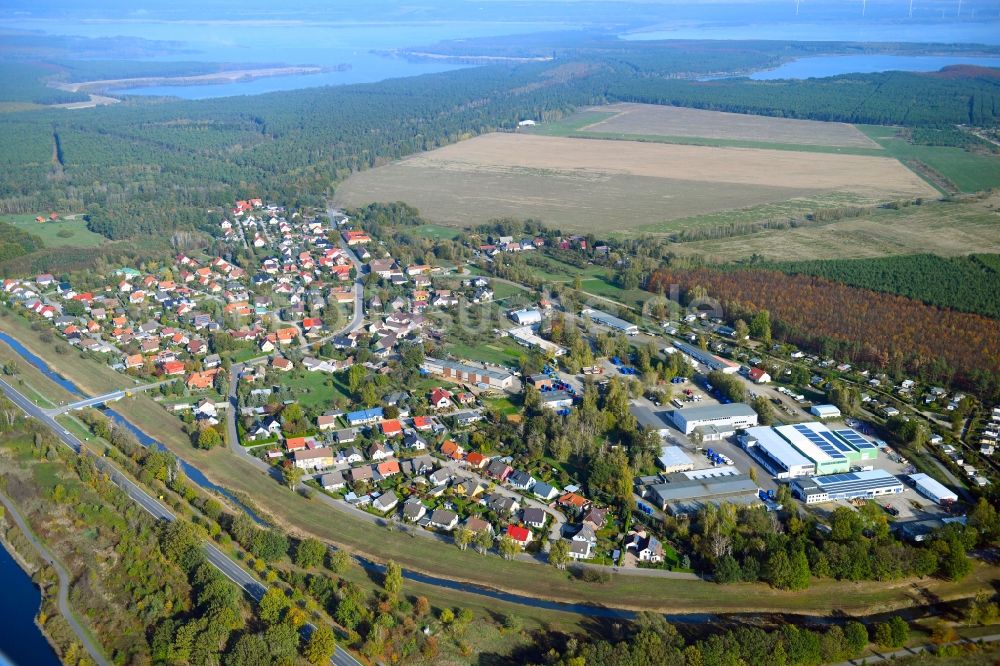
[
  {"xmin": 44, "ymin": 378, "xmax": 176, "ymax": 416},
  {"xmin": 833, "ymin": 633, "xmax": 1000, "ymax": 665},
  {"xmin": 0, "ymin": 377, "xmax": 362, "ymax": 666},
  {"xmin": 436, "ymin": 456, "xmax": 566, "ymax": 541},
  {"xmin": 0, "ymin": 489, "xmax": 112, "ymax": 666}
]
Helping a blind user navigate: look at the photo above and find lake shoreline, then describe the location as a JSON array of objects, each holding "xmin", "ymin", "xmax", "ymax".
[{"xmin": 0, "ymin": 531, "xmax": 62, "ymax": 666}]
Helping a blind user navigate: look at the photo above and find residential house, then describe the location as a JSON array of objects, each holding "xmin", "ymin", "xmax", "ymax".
[
  {"xmin": 440, "ymin": 439, "xmax": 464, "ymax": 459},
  {"xmin": 465, "ymin": 452, "xmax": 489, "ymax": 470},
  {"xmin": 368, "ymin": 442, "xmax": 393, "ymax": 461},
  {"xmin": 373, "ymin": 491, "xmax": 399, "ymax": 513},
  {"xmin": 533, "ymin": 482, "xmax": 559, "ymax": 501},
  {"xmin": 380, "ymin": 419, "xmax": 403, "ymax": 438},
  {"xmin": 454, "ymin": 477, "xmax": 486, "ymax": 499},
  {"xmin": 186, "ymin": 369, "xmax": 219, "ymax": 390},
  {"xmin": 349, "ymin": 466, "xmax": 374, "ymax": 484},
  {"xmin": 568, "ymin": 540, "xmax": 593, "ymax": 560},
  {"xmin": 347, "ymin": 407, "xmax": 383, "ymax": 426},
  {"xmin": 507, "ymin": 470, "xmax": 535, "ymax": 491},
  {"xmin": 522, "ymin": 507, "xmax": 547, "ymax": 529},
  {"xmin": 285, "ymin": 437, "xmax": 311, "ymax": 453},
  {"xmin": 428, "ymin": 509, "xmax": 459, "ymax": 531},
  {"xmin": 485, "ymin": 493, "xmax": 520, "ymax": 516},
  {"xmin": 558, "ymin": 492, "xmax": 590, "ymax": 513},
  {"xmin": 429, "ymin": 468, "xmax": 453, "ymax": 487},
  {"xmin": 582, "ymin": 507, "xmax": 609, "ymax": 531},
  {"xmin": 403, "ymin": 431, "xmax": 427, "ymax": 450},
  {"xmin": 376, "ymin": 460, "xmax": 401, "ymax": 478},
  {"xmin": 402, "ymin": 498, "xmax": 427, "ymax": 522},
  {"xmin": 464, "ymin": 516, "xmax": 494, "ymax": 535},
  {"xmin": 336, "ymin": 429, "xmax": 358, "ymax": 445},
  {"xmin": 430, "ymin": 388, "xmax": 453, "ymax": 410},
  {"xmin": 624, "ymin": 531, "xmax": 664, "ymax": 563},
  {"xmin": 342, "ymin": 446, "xmax": 364, "ymax": 464},
  {"xmin": 485, "ymin": 459, "xmax": 513, "ymax": 482},
  {"xmin": 506, "ymin": 525, "xmax": 531, "ymax": 547},
  {"xmin": 319, "ymin": 471, "xmax": 346, "ymax": 491},
  {"xmin": 293, "ymin": 447, "xmax": 335, "ymax": 470}
]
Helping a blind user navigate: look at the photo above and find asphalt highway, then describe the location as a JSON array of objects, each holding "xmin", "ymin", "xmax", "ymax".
[{"xmin": 0, "ymin": 377, "xmax": 361, "ymax": 666}]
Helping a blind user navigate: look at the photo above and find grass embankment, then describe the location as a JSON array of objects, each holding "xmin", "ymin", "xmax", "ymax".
[{"xmin": 4, "ymin": 320, "xmax": 997, "ymax": 617}]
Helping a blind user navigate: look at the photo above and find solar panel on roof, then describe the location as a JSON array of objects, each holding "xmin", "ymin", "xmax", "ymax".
[
  {"xmin": 820, "ymin": 430, "xmax": 853, "ymax": 453},
  {"xmin": 835, "ymin": 429, "xmax": 876, "ymax": 450},
  {"xmin": 794, "ymin": 424, "xmax": 847, "ymax": 459}
]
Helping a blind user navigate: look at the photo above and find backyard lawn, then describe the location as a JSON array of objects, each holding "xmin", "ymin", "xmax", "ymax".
[{"xmin": 280, "ymin": 370, "xmax": 352, "ymax": 409}]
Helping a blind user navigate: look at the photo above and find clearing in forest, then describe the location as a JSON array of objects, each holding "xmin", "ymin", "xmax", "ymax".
[{"xmin": 334, "ymin": 133, "xmax": 936, "ymax": 233}]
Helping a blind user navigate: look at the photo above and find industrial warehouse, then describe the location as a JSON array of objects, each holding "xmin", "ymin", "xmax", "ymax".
[
  {"xmin": 420, "ymin": 357, "xmax": 514, "ymax": 389},
  {"xmin": 668, "ymin": 402, "xmax": 759, "ymax": 436},
  {"xmin": 636, "ymin": 467, "xmax": 760, "ymax": 514},
  {"xmin": 741, "ymin": 422, "xmax": 879, "ymax": 478},
  {"xmin": 791, "ymin": 469, "xmax": 905, "ymax": 504},
  {"xmin": 580, "ymin": 308, "xmax": 639, "ymax": 335},
  {"xmin": 507, "ymin": 324, "xmax": 567, "ymax": 357},
  {"xmin": 739, "ymin": 426, "xmax": 816, "ymax": 479},
  {"xmin": 671, "ymin": 340, "xmax": 741, "ymax": 374},
  {"xmin": 909, "ymin": 473, "xmax": 959, "ymax": 505},
  {"xmin": 773, "ymin": 422, "xmax": 878, "ymax": 475}
]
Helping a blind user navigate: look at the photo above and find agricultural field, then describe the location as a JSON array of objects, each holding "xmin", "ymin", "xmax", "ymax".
[
  {"xmin": 558, "ymin": 103, "xmax": 882, "ymax": 149},
  {"xmin": 670, "ymin": 192, "xmax": 1000, "ymax": 263},
  {"xmin": 858, "ymin": 125, "xmax": 1000, "ymax": 193},
  {"xmin": 0, "ymin": 213, "xmax": 105, "ymax": 248},
  {"xmin": 334, "ymin": 133, "xmax": 935, "ymax": 234}
]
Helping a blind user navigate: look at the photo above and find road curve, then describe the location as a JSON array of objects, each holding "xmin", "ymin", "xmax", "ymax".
[{"xmin": 0, "ymin": 490, "xmax": 112, "ymax": 666}]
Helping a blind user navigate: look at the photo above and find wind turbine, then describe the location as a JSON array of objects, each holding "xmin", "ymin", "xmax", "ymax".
[
  {"xmin": 908, "ymin": 0, "xmax": 914, "ymax": 19},
  {"xmin": 957, "ymin": 0, "xmax": 963, "ymax": 17},
  {"xmin": 862, "ymin": 0, "xmax": 867, "ymax": 17},
  {"xmin": 795, "ymin": 0, "xmax": 801, "ymax": 16}
]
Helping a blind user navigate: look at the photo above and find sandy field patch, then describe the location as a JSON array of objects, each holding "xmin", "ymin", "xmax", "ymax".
[{"xmin": 578, "ymin": 103, "xmax": 881, "ymax": 149}]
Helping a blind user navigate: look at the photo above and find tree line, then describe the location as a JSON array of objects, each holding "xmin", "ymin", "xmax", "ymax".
[
  {"xmin": 648, "ymin": 267, "xmax": 1000, "ymax": 399},
  {"xmin": 751, "ymin": 253, "xmax": 1000, "ymax": 320}
]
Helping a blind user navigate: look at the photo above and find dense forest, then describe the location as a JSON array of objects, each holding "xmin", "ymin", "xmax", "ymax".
[
  {"xmin": 647, "ymin": 267, "xmax": 1000, "ymax": 397},
  {"xmin": 751, "ymin": 253, "xmax": 1000, "ymax": 319},
  {"xmin": 1, "ymin": 41, "xmax": 998, "ymax": 246},
  {"xmin": 0, "ymin": 220, "xmax": 45, "ymax": 262},
  {"xmin": 0, "ymin": 63, "xmax": 87, "ymax": 105},
  {"xmin": 606, "ymin": 66, "xmax": 1000, "ymax": 127}
]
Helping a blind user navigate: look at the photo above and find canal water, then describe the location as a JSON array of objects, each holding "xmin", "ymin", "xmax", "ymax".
[
  {"xmin": 0, "ymin": 543, "xmax": 61, "ymax": 666},
  {"xmin": 0, "ymin": 331, "xmax": 266, "ymax": 525}
]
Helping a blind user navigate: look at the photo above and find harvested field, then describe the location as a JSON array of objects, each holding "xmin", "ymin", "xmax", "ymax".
[
  {"xmin": 334, "ymin": 133, "xmax": 937, "ymax": 233},
  {"xmin": 576, "ymin": 103, "xmax": 882, "ymax": 148},
  {"xmin": 670, "ymin": 193, "xmax": 1000, "ymax": 262}
]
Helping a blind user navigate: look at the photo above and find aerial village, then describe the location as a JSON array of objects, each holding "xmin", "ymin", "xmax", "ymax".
[{"xmin": 2, "ymin": 197, "xmax": 996, "ymax": 570}]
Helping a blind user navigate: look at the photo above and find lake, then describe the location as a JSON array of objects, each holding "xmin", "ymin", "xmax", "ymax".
[
  {"xmin": 0, "ymin": 18, "xmax": 576, "ymax": 99},
  {"xmin": 751, "ymin": 54, "xmax": 1000, "ymax": 79},
  {"xmin": 623, "ymin": 19, "xmax": 1000, "ymax": 45},
  {"xmin": 0, "ymin": 544, "xmax": 61, "ymax": 666}
]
